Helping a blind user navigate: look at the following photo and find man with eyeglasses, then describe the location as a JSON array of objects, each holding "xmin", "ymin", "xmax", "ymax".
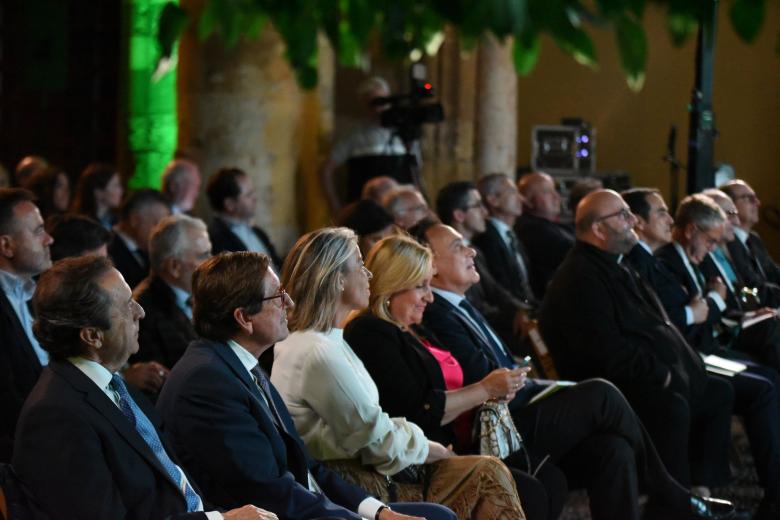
[
  {"xmin": 539, "ymin": 190, "xmax": 737, "ymax": 507},
  {"xmin": 382, "ymin": 186, "xmax": 431, "ymax": 231},
  {"xmin": 157, "ymin": 252, "xmax": 452, "ymax": 520},
  {"xmin": 720, "ymin": 180, "xmax": 780, "ymax": 308}
]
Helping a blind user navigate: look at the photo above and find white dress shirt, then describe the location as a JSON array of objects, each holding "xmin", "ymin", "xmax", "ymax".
[
  {"xmin": 0, "ymin": 269, "xmax": 49, "ymax": 365},
  {"xmin": 671, "ymin": 242, "xmax": 727, "ymax": 312}
]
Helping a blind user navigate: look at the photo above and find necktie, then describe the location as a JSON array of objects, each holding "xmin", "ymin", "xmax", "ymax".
[
  {"xmin": 505, "ymin": 230, "xmax": 530, "ymax": 285},
  {"xmin": 458, "ymin": 299, "xmax": 514, "ymax": 368},
  {"xmin": 110, "ymin": 375, "xmax": 202, "ymax": 512},
  {"xmin": 249, "ymin": 365, "xmax": 322, "ymax": 494},
  {"xmin": 712, "ymin": 248, "xmax": 738, "ymax": 285}
]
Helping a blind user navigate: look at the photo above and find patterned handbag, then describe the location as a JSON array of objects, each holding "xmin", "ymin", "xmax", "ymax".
[{"xmin": 474, "ymin": 400, "xmax": 524, "ymax": 459}]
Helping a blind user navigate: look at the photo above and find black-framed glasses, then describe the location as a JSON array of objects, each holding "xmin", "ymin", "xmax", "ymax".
[
  {"xmin": 260, "ymin": 288, "xmax": 294, "ymax": 308},
  {"xmin": 462, "ymin": 202, "xmax": 484, "ymax": 211},
  {"xmin": 595, "ymin": 208, "xmax": 633, "ymax": 223}
]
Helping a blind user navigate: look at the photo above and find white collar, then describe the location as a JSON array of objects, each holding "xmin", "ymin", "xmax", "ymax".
[
  {"xmin": 227, "ymin": 339, "xmax": 260, "ymax": 374},
  {"xmin": 0, "ymin": 269, "xmax": 35, "ymax": 301},
  {"xmin": 733, "ymin": 227, "xmax": 749, "ymax": 245},
  {"xmin": 68, "ymin": 357, "xmax": 114, "ymax": 391},
  {"xmin": 431, "ymin": 287, "xmax": 465, "ymax": 308}
]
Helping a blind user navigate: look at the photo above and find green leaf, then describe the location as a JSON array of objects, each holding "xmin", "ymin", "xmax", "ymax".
[
  {"xmin": 666, "ymin": 10, "xmax": 698, "ymax": 46},
  {"xmin": 513, "ymin": 31, "xmax": 541, "ymax": 75},
  {"xmin": 551, "ymin": 24, "xmax": 597, "ymax": 67},
  {"xmin": 729, "ymin": 0, "xmax": 765, "ymax": 43},
  {"xmin": 198, "ymin": 0, "xmax": 220, "ymax": 40},
  {"xmin": 158, "ymin": 2, "xmax": 188, "ymax": 58},
  {"xmin": 614, "ymin": 14, "xmax": 647, "ymax": 90}
]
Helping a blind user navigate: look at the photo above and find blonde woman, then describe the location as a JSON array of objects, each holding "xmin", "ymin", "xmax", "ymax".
[{"xmin": 272, "ymin": 227, "xmax": 525, "ymax": 520}]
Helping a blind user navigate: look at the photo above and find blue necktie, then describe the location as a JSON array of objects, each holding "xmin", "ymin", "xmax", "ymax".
[
  {"xmin": 458, "ymin": 299, "xmax": 515, "ymax": 368},
  {"xmin": 110, "ymin": 375, "xmax": 202, "ymax": 512},
  {"xmin": 712, "ymin": 248, "xmax": 738, "ymax": 284}
]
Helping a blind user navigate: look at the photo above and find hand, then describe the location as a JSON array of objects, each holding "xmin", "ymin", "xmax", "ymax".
[
  {"xmin": 223, "ymin": 505, "xmax": 278, "ymax": 520},
  {"xmin": 425, "ymin": 441, "xmax": 455, "ymax": 463},
  {"xmin": 122, "ymin": 361, "xmax": 169, "ymax": 393},
  {"xmin": 707, "ymin": 276, "xmax": 727, "ymax": 300},
  {"xmin": 480, "ymin": 367, "xmax": 529, "ymax": 400},
  {"xmin": 379, "ymin": 508, "xmax": 426, "ymax": 520},
  {"xmin": 690, "ymin": 297, "xmax": 709, "ymax": 324}
]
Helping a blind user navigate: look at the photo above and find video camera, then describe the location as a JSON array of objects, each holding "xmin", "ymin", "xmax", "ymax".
[{"xmin": 371, "ymin": 63, "xmax": 444, "ymax": 145}]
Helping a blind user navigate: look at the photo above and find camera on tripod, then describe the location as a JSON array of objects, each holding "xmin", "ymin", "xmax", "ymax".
[{"xmin": 371, "ymin": 63, "xmax": 445, "ymax": 144}]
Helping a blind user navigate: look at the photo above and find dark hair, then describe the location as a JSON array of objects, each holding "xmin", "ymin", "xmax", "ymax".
[
  {"xmin": 621, "ymin": 187, "xmax": 660, "ymax": 221},
  {"xmin": 0, "ymin": 188, "xmax": 36, "ymax": 234},
  {"xmin": 118, "ymin": 188, "xmax": 170, "ymax": 222},
  {"xmin": 72, "ymin": 162, "xmax": 118, "ymax": 217},
  {"xmin": 46, "ymin": 214, "xmax": 112, "ymax": 261},
  {"xmin": 32, "ymin": 255, "xmax": 114, "ymax": 361},
  {"xmin": 26, "ymin": 166, "xmax": 68, "ymax": 219},
  {"xmin": 407, "ymin": 217, "xmax": 440, "ymax": 246},
  {"xmin": 206, "ymin": 167, "xmax": 245, "ymax": 212},
  {"xmin": 192, "ymin": 252, "xmax": 270, "ymax": 341},
  {"xmin": 336, "ymin": 199, "xmax": 394, "ymax": 236},
  {"xmin": 436, "ymin": 181, "xmax": 475, "ymax": 226}
]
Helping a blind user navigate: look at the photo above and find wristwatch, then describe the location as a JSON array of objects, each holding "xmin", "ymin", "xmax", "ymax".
[{"xmin": 375, "ymin": 505, "xmax": 392, "ymax": 519}]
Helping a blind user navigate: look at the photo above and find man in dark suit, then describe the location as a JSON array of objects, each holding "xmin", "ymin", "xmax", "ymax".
[
  {"xmin": 132, "ymin": 215, "xmax": 209, "ymax": 370},
  {"xmin": 108, "ymin": 188, "xmax": 172, "ymax": 289},
  {"xmin": 539, "ymin": 190, "xmax": 738, "ymax": 500},
  {"xmin": 720, "ymin": 179, "xmax": 780, "ymax": 307},
  {"xmin": 13, "ymin": 255, "xmax": 273, "ymax": 520},
  {"xmin": 415, "ymin": 221, "xmax": 735, "ymax": 520},
  {"xmin": 157, "ymin": 252, "xmax": 454, "ymax": 520},
  {"xmin": 435, "ymin": 182, "xmax": 530, "ymax": 353},
  {"xmin": 623, "ymin": 189, "xmax": 780, "ymax": 519},
  {"xmin": 205, "ymin": 168, "xmax": 282, "ymax": 270},
  {"xmin": 515, "ymin": 172, "xmax": 574, "ymax": 298},
  {"xmin": 473, "ymin": 174, "xmax": 537, "ymax": 306},
  {"xmin": 0, "ymin": 188, "xmax": 53, "ymax": 462}
]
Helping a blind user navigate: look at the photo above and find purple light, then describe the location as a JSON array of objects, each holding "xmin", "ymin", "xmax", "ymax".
[
  {"xmin": 581, "ymin": 135, "xmax": 589, "ymax": 143},
  {"xmin": 578, "ymin": 149, "xmax": 589, "ymax": 158}
]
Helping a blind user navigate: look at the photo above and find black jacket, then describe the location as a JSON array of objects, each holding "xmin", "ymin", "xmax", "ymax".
[
  {"xmin": 132, "ymin": 275, "xmax": 198, "ymax": 369},
  {"xmin": 472, "ymin": 220, "xmax": 536, "ymax": 304},
  {"xmin": 514, "ymin": 214, "xmax": 574, "ymax": 298},
  {"xmin": 727, "ymin": 233, "xmax": 780, "ymax": 307},
  {"xmin": 108, "ymin": 234, "xmax": 149, "ymax": 290},
  {"xmin": 538, "ymin": 241, "xmax": 708, "ymax": 404},
  {"xmin": 208, "ymin": 217, "xmax": 282, "ymax": 269},
  {"xmin": 13, "ymin": 361, "xmax": 208, "ymax": 520}
]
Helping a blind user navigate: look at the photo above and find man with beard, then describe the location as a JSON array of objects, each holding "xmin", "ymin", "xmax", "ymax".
[{"xmin": 539, "ymin": 190, "xmax": 735, "ymax": 496}]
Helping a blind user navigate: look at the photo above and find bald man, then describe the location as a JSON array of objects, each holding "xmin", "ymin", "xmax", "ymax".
[
  {"xmin": 539, "ymin": 190, "xmax": 735, "ymax": 493},
  {"xmin": 720, "ymin": 180, "xmax": 780, "ymax": 308},
  {"xmin": 515, "ymin": 172, "xmax": 574, "ymax": 298}
]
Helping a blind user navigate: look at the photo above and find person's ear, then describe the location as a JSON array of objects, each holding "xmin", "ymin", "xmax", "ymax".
[
  {"xmin": 634, "ymin": 215, "xmax": 647, "ymax": 234},
  {"xmin": 233, "ymin": 307, "xmax": 254, "ymax": 335},
  {"xmin": 591, "ymin": 221, "xmax": 607, "ymax": 241},
  {"xmin": 223, "ymin": 197, "xmax": 238, "ymax": 214},
  {"xmin": 0, "ymin": 234, "xmax": 15, "ymax": 259},
  {"xmin": 164, "ymin": 256, "xmax": 182, "ymax": 279},
  {"xmin": 684, "ymin": 222, "xmax": 697, "ymax": 241},
  {"xmin": 452, "ymin": 209, "xmax": 466, "ymax": 225},
  {"xmin": 80, "ymin": 327, "xmax": 104, "ymax": 350}
]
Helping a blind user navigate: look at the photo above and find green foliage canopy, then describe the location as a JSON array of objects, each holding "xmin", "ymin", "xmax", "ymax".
[{"xmin": 158, "ymin": 0, "xmax": 769, "ymax": 91}]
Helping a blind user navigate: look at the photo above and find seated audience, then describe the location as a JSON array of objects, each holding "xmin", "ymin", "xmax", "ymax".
[
  {"xmin": 336, "ymin": 199, "xmax": 397, "ymax": 257},
  {"xmin": 25, "ymin": 165, "xmax": 70, "ymax": 219},
  {"xmin": 383, "ymin": 186, "xmax": 431, "ymax": 230},
  {"xmin": 567, "ymin": 178, "xmax": 603, "ymax": 215},
  {"xmin": 416, "ymin": 218, "xmax": 736, "ymax": 520},
  {"xmin": 47, "ymin": 214, "xmax": 112, "ymax": 261},
  {"xmin": 157, "ymin": 252, "xmax": 455, "ymax": 520},
  {"xmin": 361, "ymin": 175, "xmax": 399, "ymax": 204},
  {"xmin": 720, "ymin": 179, "xmax": 780, "ymax": 307},
  {"xmin": 71, "ymin": 162, "xmax": 124, "ymax": 230},
  {"xmin": 108, "ymin": 189, "xmax": 171, "ymax": 289},
  {"xmin": 162, "ymin": 159, "xmax": 202, "ymax": 215},
  {"xmin": 539, "ymin": 190, "xmax": 734, "ymax": 495},
  {"xmin": 0, "ymin": 189, "xmax": 53, "ymax": 463},
  {"xmin": 273, "ymin": 228, "xmax": 525, "ymax": 519},
  {"xmin": 132, "ymin": 215, "xmax": 209, "ymax": 369},
  {"xmin": 436, "ymin": 183, "xmax": 530, "ymax": 353},
  {"xmin": 13, "ymin": 255, "xmax": 274, "ymax": 520},
  {"xmin": 623, "ymin": 189, "xmax": 780, "ymax": 519},
  {"xmin": 206, "ymin": 167, "xmax": 282, "ymax": 269},
  {"xmin": 344, "ymin": 234, "xmax": 558, "ymax": 520},
  {"xmin": 515, "ymin": 172, "xmax": 574, "ymax": 298},
  {"xmin": 474, "ymin": 174, "xmax": 538, "ymax": 305},
  {"xmin": 14, "ymin": 156, "xmax": 48, "ymax": 188}
]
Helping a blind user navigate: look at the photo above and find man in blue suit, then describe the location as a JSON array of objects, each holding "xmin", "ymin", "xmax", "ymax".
[{"xmin": 157, "ymin": 251, "xmax": 454, "ymax": 520}]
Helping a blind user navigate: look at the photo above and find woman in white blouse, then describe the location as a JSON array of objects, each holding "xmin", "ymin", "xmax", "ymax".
[{"xmin": 272, "ymin": 227, "xmax": 525, "ymax": 520}]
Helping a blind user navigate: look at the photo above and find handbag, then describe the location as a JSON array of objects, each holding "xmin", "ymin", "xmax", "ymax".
[{"xmin": 474, "ymin": 400, "xmax": 524, "ymax": 460}]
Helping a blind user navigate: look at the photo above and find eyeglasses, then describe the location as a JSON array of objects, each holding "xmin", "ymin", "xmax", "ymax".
[
  {"xmin": 695, "ymin": 225, "xmax": 721, "ymax": 248},
  {"xmin": 595, "ymin": 208, "xmax": 633, "ymax": 223},
  {"xmin": 260, "ymin": 287, "xmax": 294, "ymax": 308},
  {"xmin": 462, "ymin": 202, "xmax": 484, "ymax": 211},
  {"xmin": 733, "ymin": 194, "xmax": 759, "ymax": 205},
  {"xmin": 725, "ymin": 209, "xmax": 739, "ymax": 217}
]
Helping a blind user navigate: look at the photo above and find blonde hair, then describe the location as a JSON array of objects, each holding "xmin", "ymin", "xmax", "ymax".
[
  {"xmin": 364, "ymin": 234, "xmax": 433, "ymax": 327},
  {"xmin": 282, "ymin": 227, "xmax": 358, "ymax": 332}
]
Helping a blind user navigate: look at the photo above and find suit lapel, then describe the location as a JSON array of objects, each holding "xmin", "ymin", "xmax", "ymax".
[
  {"xmin": 51, "ymin": 362, "xmax": 181, "ymax": 491},
  {"xmin": 432, "ymin": 295, "xmax": 501, "ymax": 366}
]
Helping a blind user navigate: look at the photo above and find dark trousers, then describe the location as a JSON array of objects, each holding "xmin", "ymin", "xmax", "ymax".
[
  {"xmin": 510, "ymin": 379, "xmax": 690, "ymax": 520},
  {"xmin": 504, "ymin": 455, "xmax": 567, "ymax": 520},
  {"xmin": 390, "ymin": 502, "xmax": 457, "ymax": 520},
  {"xmin": 738, "ymin": 318, "xmax": 780, "ymax": 374},
  {"xmin": 712, "ymin": 353, "xmax": 780, "ymax": 502},
  {"xmin": 629, "ymin": 374, "xmax": 733, "ymax": 488}
]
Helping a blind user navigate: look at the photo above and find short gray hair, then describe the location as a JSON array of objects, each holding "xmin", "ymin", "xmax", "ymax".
[
  {"xmin": 149, "ymin": 214, "xmax": 208, "ymax": 272},
  {"xmin": 382, "ymin": 185, "xmax": 422, "ymax": 217},
  {"xmin": 675, "ymin": 193, "xmax": 726, "ymax": 230}
]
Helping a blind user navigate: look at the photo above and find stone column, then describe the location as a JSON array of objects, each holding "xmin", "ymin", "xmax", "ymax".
[
  {"xmin": 177, "ymin": 0, "xmax": 301, "ymax": 249},
  {"xmin": 476, "ymin": 33, "xmax": 517, "ymax": 177}
]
